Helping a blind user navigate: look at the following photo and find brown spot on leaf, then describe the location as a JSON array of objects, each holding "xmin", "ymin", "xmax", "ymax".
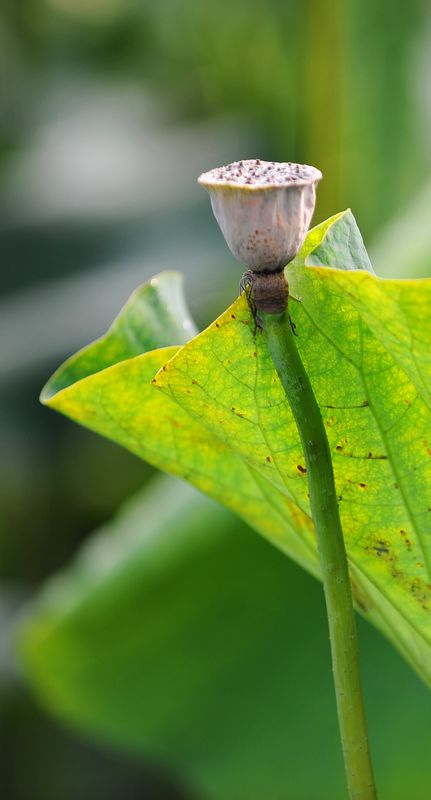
[
  {"xmin": 297, "ymin": 464, "xmax": 307, "ymax": 474},
  {"xmin": 373, "ymin": 542, "xmax": 389, "ymax": 556}
]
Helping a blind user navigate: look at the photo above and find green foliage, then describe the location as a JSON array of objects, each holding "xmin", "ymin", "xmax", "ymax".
[
  {"xmin": 5, "ymin": 1, "xmax": 426, "ymax": 234},
  {"xmin": 41, "ymin": 272, "xmax": 197, "ymax": 400},
  {"xmin": 17, "ymin": 475, "xmax": 431, "ymax": 800},
  {"xmin": 36, "ymin": 212, "xmax": 431, "ymax": 685}
]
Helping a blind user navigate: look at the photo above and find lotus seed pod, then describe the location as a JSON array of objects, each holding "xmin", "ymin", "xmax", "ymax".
[{"xmin": 198, "ymin": 159, "xmax": 322, "ymax": 272}]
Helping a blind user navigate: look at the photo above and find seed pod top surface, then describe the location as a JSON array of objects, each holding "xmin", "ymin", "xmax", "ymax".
[
  {"xmin": 198, "ymin": 159, "xmax": 322, "ymax": 190},
  {"xmin": 198, "ymin": 159, "xmax": 322, "ymax": 272}
]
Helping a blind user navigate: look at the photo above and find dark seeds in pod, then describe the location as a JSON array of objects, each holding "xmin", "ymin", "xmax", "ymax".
[{"xmin": 199, "ymin": 159, "xmax": 321, "ymax": 188}]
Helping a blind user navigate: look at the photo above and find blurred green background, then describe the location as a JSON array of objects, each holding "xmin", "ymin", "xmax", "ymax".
[{"xmin": 1, "ymin": 2, "xmax": 431, "ymax": 798}]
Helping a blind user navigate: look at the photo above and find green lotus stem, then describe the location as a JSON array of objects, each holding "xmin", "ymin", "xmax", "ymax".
[
  {"xmin": 199, "ymin": 157, "xmax": 376, "ymax": 797},
  {"xmin": 261, "ymin": 306, "xmax": 377, "ymax": 800}
]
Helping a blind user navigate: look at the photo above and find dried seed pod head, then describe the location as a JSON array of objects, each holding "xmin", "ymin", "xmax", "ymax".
[{"xmin": 198, "ymin": 159, "xmax": 322, "ymax": 272}]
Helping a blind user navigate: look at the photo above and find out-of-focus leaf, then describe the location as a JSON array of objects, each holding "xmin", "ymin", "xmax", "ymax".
[
  {"xmin": 17, "ymin": 476, "xmax": 431, "ymax": 800},
  {"xmin": 370, "ymin": 178, "xmax": 431, "ymax": 279},
  {"xmin": 40, "ymin": 212, "xmax": 431, "ymax": 685}
]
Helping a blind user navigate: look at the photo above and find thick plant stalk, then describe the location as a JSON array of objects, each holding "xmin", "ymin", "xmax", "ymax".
[
  {"xmin": 261, "ymin": 303, "xmax": 377, "ymax": 800},
  {"xmin": 198, "ymin": 157, "xmax": 376, "ymax": 797}
]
